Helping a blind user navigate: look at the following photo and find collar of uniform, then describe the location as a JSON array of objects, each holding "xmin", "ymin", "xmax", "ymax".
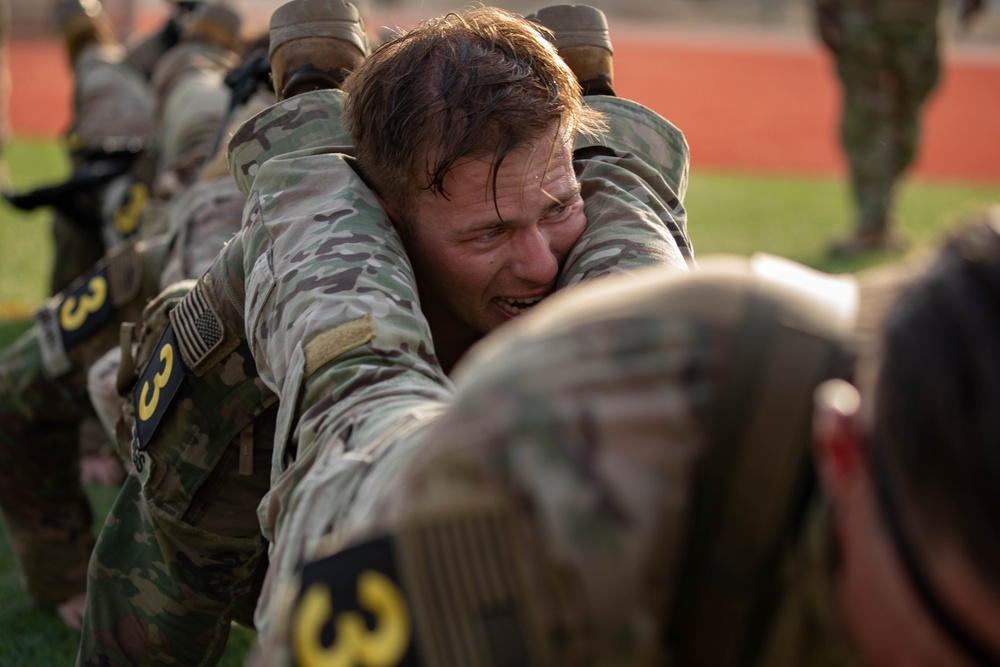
[{"xmin": 227, "ymin": 89, "xmax": 353, "ymax": 196}]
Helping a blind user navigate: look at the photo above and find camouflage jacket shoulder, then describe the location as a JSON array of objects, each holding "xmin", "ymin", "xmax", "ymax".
[{"xmin": 228, "ymin": 89, "xmax": 354, "ymax": 195}]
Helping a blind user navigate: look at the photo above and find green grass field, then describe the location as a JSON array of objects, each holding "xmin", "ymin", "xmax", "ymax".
[{"xmin": 0, "ymin": 137, "xmax": 997, "ymax": 665}]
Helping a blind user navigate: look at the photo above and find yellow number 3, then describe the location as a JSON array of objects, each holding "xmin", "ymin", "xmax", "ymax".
[
  {"xmin": 115, "ymin": 182, "xmax": 149, "ymax": 236},
  {"xmin": 294, "ymin": 570, "xmax": 411, "ymax": 667},
  {"xmin": 59, "ymin": 275, "xmax": 108, "ymax": 332},
  {"xmin": 138, "ymin": 343, "xmax": 174, "ymax": 422}
]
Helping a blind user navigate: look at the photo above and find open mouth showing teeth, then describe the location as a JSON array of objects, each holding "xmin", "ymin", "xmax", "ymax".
[{"xmin": 495, "ymin": 296, "xmax": 545, "ymax": 315}]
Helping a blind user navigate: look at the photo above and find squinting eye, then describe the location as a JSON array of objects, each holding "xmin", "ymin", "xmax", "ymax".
[
  {"xmin": 478, "ymin": 229, "xmax": 502, "ymax": 241},
  {"xmin": 545, "ymin": 205, "xmax": 569, "ymax": 220}
]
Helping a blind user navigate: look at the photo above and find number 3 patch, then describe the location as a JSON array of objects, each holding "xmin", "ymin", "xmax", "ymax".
[
  {"xmin": 292, "ymin": 537, "xmax": 418, "ymax": 667},
  {"xmin": 58, "ymin": 267, "xmax": 115, "ymax": 349},
  {"xmin": 133, "ymin": 323, "xmax": 186, "ymax": 452}
]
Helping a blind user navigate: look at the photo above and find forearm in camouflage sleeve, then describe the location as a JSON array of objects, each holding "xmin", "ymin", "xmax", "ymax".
[
  {"xmin": 229, "ymin": 92, "xmax": 450, "ymax": 608},
  {"xmin": 156, "ymin": 175, "xmax": 245, "ymax": 288},
  {"xmin": 562, "ymin": 96, "xmax": 693, "ymax": 286},
  {"xmin": 239, "ymin": 149, "xmax": 453, "ymax": 631}
]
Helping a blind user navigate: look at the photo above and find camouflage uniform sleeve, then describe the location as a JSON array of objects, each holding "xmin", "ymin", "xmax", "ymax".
[
  {"xmin": 156, "ymin": 175, "xmax": 245, "ymax": 288},
  {"xmin": 562, "ymin": 97, "xmax": 694, "ymax": 287},
  {"xmin": 232, "ymin": 92, "xmax": 453, "ymax": 631}
]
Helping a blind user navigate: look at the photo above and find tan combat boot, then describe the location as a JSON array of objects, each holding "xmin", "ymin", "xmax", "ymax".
[
  {"xmin": 529, "ymin": 4, "xmax": 615, "ymax": 96},
  {"xmin": 269, "ymin": 0, "xmax": 370, "ymax": 101},
  {"xmin": 55, "ymin": 0, "xmax": 117, "ymax": 66}
]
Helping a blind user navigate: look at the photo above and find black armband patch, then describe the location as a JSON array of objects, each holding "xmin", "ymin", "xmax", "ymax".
[
  {"xmin": 132, "ymin": 322, "xmax": 187, "ymax": 452},
  {"xmin": 293, "ymin": 536, "xmax": 420, "ymax": 667},
  {"xmin": 291, "ymin": 502, "xmax": 542, "ymax": 667},
  {"xmin": 56, "ymin": 265, "xmax": 116, "ymax": 349},
  {"xmin": 35, "ymin": 241, "xmax": 143, "ymax": 378}
]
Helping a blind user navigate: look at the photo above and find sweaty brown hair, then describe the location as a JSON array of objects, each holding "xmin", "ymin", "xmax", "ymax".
[{"xmin": 342, "ymin": 6, "xmax": 606, "ymax": 215}]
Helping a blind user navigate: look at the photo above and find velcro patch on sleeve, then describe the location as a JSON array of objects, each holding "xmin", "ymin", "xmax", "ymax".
[
  {"xmin": 168, "ymin": 276, "xmax": 240, "ymax": 377},
  {"xmin": 132, "ymin": 322, "xmax": 187, "ymax": 451},
  {"xmin": 304, "ymin": 314, "xmax": 377, "ymax": 377}
]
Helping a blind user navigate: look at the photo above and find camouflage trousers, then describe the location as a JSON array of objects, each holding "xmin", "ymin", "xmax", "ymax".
[
  {"xmin": 832, "ymin": 0, "xmax": 940, "ymax": 232},
  {"xmin": 78, "ymin": 267, "xmax": 279, "ymax": 667},
  {"xmin": 0, "ymin": 237, "xmax": 167, "ymax": 605}
]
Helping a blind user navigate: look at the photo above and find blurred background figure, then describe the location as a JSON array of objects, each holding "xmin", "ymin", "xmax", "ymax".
[
  {"xmin": 46, "ymin": 0, "xmax": 156, "ymax": 293},
  {"xmin": 816, "ymin": 0, "xmax": 984, "ymax": 257}
]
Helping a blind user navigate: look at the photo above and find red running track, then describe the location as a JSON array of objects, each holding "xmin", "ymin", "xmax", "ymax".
[{"xmin": 8, "ymin": 22, "xmax": 1000, "ymax": 184}]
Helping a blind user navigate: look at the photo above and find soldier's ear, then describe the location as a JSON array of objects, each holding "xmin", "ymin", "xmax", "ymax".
[
  {"xmin": 372, "ymin": 190, "xmax": 402, "ymax": 227},
  {"xmin": 812, "ymin": 379, "xmax": 866, "ymax": 503}
]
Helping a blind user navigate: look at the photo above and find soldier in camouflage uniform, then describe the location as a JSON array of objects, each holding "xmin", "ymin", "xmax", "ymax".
[
  {"xmin": 49, "ymin": 0, "xmax": 158, "ymax": 293},
  {"xmin": 815, "ymin": 0, "xmax": 942, "ymax": 255},
  {"xmin": 77, "ymin": 3, "xmax": 695, "ymax": 665},
  {"xmin": 0, "ymin": 3, "xmax": 251, "ymax": 631},
  {"xmin": 250, "ymin": 205, "xmax": 1000, "ymax": 666}
]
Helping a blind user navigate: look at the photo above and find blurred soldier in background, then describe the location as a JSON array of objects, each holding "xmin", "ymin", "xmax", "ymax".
[
  {"xmin": 124, "ymin": 0, "xmax": 212, "ymax": 81},
  {"xmin": 248, "ymin": 189, "xmax": 1000, "ymax": 666},
  {"xmin": 0, "ymin": 0, "xmax": 250, "ymax": 631},
  {"xmin": 47, "ymin": 0, "xmax": 156, "ymax": 292},
  {"xmin": 816, "ymin": 0, "xmax": 944, "ymax": 256}
]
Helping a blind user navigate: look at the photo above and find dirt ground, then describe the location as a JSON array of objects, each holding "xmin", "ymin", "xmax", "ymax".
[{"xmin": 6, "ymin": 1, "xmax": 1000, "ymax": 183}]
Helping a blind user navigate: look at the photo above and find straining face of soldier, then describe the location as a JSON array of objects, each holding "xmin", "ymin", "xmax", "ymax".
[
  {"xmin": 814, "ymin": 381, "xmax": 1000, "ymax": 667},
  {"xmin": 394, "ymin": 123, "xmax": 586, "ymax": 372}
]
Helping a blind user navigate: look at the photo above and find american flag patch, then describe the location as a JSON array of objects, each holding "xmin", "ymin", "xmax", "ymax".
[{"xmin": 168, "ymin": 278, "xmax": 227, "ymax": 375}]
